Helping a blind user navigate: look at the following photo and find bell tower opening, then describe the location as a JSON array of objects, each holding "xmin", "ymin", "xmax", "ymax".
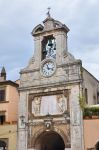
[
  {"xmin": 42, "ymin": 35, "xmax": 56, "ymax": 60},
  {"xmin": 34, "ymin": 131, "xmax": 65, "ymax": 150}
]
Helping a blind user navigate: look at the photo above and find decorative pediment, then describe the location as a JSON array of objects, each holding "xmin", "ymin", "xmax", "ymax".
[
  {"xmin": 43, "ymin": 17, "xmax": 70, "ymax": 32},
  {"xmin": 32, "ymin": 15, "xmax": 70, "ymax": 36},
  {"xmin": 54, "ymin": 20, "xmax": 70, "ymax": 32}
]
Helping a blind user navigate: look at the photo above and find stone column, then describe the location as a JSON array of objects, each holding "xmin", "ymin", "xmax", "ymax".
[
  {"xmin": 18, "ymin": 91, "xmax": 28, "ymax": 150},
  {"xmin": 70, "ymin": 85, "xmax": 84, "ymax": 150},
  {"xmin": 55, "ymin": 31, "xmax": 67, "ymax": 65}
]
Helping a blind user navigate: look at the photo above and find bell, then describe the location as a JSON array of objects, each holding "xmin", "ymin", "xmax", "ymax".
[{"xmin": 48, "ymin": 39, "xmax": 53, "ymax": 47}]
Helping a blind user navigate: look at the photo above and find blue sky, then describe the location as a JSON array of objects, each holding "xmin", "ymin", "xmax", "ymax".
[{"xmin": 0, "ymin": 0, "xmax": 99, "ymax": 81}]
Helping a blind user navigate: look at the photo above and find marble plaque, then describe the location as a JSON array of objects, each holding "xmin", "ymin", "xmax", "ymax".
[{"xmin": 32, "ymin": 94, "xmax": 67, "ymax": 116}]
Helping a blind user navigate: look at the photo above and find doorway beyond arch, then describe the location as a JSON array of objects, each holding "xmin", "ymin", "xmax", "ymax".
[
  {"xmin": 95, "ymin": 141, "xmax": 99, "ymax": 150},
  {"xmin": 0, "ymin": 140, "xmax": 7, "ymax": 150}
]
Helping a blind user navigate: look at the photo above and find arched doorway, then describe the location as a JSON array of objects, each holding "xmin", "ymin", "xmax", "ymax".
[
  {"xmin": 34, "ymin": 131, "xmax": 65, "ymax": 150},
  {"xmin": 0, "ymin": 140, "xmax": 7, "ymax": 150}
]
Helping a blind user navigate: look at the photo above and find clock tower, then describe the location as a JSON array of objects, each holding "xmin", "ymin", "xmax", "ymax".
[{"xmin": 18, "ymin": 12, "xmax": 84, "ymax": 150}]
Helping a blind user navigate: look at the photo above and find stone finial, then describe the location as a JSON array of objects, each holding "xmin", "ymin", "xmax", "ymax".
[{"xmin": 1, "ymin": 66, "xmax": 6, "ymax": 80}]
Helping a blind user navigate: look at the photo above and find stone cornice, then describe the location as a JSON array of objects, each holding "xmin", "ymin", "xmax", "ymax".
[
  {"xmin": 19, "ymin": 79, "xmax": 82, "ymax": 91},
  {"xmin": 0, "ymin": 80, "xmax": 19, "ymax": 87},
  {"xmin": 20, "ymin": 60, "xmax": 82, "ymax": 74}
]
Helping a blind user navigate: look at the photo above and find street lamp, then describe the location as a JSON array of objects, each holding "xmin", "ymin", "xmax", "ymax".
[
  {"xmin": 19, "ymin": 115, "xmax": 34, "ymax": 128},
  {"xmin": 63, "ymin": 111, "xmax": 70, "ymax": 123},
  {"xmin": 20, "ymin": 115, "xmax": 25, "ymax": 126}
]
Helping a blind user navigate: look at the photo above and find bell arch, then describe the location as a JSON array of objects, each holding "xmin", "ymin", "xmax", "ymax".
[{"xmin": 41, "ymin": 35, "xmax": 56, "ymax": 60}]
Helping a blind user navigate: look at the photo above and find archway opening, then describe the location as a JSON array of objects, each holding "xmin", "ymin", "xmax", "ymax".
[
  {"xmin": 96, "ymin": 141, "xmax": 99, "ymax": 150},
  {"xmin": 34, "ymin": 131, "xmax": 65, "ymax": 150},
  {"xmin": 0, "ymin": 140, "xmax": 7, "ymax": 150}
]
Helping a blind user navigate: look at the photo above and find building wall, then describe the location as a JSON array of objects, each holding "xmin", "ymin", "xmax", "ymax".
[
  {"xmin": 0, "ymin": 81, "xmax": 19, "ymax": 150},
  {"xmin": 0, "ymin": 84, "xmax": 19, "ymax": 123},
  {"xmin": 7, "ymin": 85, "xmax": 19, "ymax": 122},
  {"xmin": 83, "ymin": 69, "xmax": 99, "ymax": 105},
  {"xmin": 18, "ymin": 14, "xmax": 85, "ymax": 150},
  {"xmin": 0, "ymin": 124, "xmax": 17, "ymax": 150},
  {"xmin": 15, "ymin": 79, "xmax": 20, "ymax": 85},
  {"xmin": 18, "ymin": 82, "xmax": 84, "ymax": 150},
  {"xmin": 84, "ymin": 119, "xmax": 99, "ymax": 150}
]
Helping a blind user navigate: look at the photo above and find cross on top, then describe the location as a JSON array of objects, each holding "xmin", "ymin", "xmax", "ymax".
[{"xmin": 47, "ymin": 7, "xmax": 51, "ymax": 18}]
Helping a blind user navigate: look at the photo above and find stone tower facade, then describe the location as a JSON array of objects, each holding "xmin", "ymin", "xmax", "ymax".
[{"xmin": 18, "ymin": 13, "xmax": 84, "ymax": 150}]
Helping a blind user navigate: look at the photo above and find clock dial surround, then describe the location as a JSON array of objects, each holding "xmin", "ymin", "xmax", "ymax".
[{"xmin": 41, "ymin": 59, "xmax": 56, "ymax": 77}]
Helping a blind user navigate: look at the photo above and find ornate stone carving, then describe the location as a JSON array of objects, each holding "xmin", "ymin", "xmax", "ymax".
[
  {"xmin": 32, "ymin": 96, "xmax": 41, "ymax": 115},
  {"xmin": 56, "ymin": 94, "xmax": 67, "ymax": 112},
  {"xmin": 72, "ymin": 109, "xmax": 80, "ymax": 125},
  {"xmin": 31, "ymin": 94, "xmax": 68, "ymax": 116},
  {"xmin": 44, "ymin": 114, "xmax": 53, "ymax": 131}
]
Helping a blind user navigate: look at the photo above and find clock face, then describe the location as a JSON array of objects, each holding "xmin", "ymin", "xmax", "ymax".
[{"xmin": 41, "ymin": 59, "xmax": 56, "ymax": 77}]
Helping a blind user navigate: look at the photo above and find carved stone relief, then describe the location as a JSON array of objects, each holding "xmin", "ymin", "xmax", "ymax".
[
  {"xmin": 31, "ymin": 94, "xmax": 68, "ymax": 116},
  {"xmin": 71, "ymin": 109, "xmax": 80, "ymax": 125}
]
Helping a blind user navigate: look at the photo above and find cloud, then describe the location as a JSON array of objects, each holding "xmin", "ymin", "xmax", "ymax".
[
  {"xmin": 0, "ymin": 0, "xmax": 99, "ymax": 80},
  {"xmin": 71, "ymin": 47, "xmax": 99, "ymax": 79}
]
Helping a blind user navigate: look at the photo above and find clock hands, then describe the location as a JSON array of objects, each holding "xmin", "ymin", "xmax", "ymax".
[
  {"xmin": 46, "ymin": 63, "xmax": 54, "ymax": 71},
  {"xmin": 46, "ymin": 64, "xmax": 49, "ymax": 70}
]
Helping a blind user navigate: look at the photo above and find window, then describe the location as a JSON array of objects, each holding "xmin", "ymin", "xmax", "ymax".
[
  {"xmin": 85, "ymin": 88, "xmax": 88, "ymax": 104},
  {"xmin": 0, "ymin": 115, "xmax": 5, "ymax": 125},
  {"xmin": 97, "ymin": 92, "xmax": 99, "ymax": 104},
  {"xmin": 0, "ymin": 90, "xmax": 5, "ymax": 102}
]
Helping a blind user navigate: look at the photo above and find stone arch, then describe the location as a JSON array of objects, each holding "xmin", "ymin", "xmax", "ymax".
[{"xmin": 31, "ymin": 127, "xmax": 70, "ymax": 148}]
